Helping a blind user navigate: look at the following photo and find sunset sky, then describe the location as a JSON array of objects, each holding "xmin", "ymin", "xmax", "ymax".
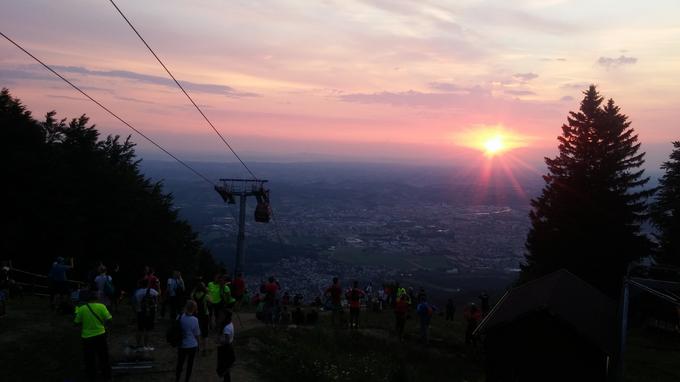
[{"xmin": 1, "ymin": 0, "xmax": 679, "ymax": 170}]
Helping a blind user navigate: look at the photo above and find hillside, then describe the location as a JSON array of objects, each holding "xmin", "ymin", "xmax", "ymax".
[
  {"xmin": 0, "ymin": 295, "xmax": 484, "ymax": 382},
  {"xmin": 2, "ymin": 296, "xmax": 678, "ymax": 381}
]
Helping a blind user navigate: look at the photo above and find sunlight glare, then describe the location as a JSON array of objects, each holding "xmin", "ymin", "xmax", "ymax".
[
  {"xmin": 484, "ymin": 136, "xmax": 504, "ymax": 156},
  {"xmin": 451, "ymin": 125, "xmax": 529, "ymax": 157}
]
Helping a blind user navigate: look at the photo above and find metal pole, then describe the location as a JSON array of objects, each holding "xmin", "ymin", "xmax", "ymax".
[
  {"xmin": 234, "ymin": 192, "xmax": 247, "ymax": 275},
  {"xmin": 613, "ymin": 277, "xmax": 629, "ymax": 382}
]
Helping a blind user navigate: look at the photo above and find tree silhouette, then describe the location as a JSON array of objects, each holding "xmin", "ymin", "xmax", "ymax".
[
  {"xmin": 651, "ymin": 141, "xmax": 680, "ymax": 267},
  {"xmin": 1, "ymin": 88, "xmax": 217, "ymax": 289},
  {"xmin": 521, "ymin": 85, "xmax": 653, "ymax": 296}
]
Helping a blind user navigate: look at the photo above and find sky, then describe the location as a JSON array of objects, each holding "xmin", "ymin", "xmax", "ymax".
[{"xmin": 1, "ymin": 0, "xmax": 679, "ymax": 172}]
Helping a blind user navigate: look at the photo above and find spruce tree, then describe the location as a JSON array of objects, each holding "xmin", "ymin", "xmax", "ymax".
[
  {"xmin": 1, "ymin": 88, "xmax": 218, "ymax": 289},
  {"xmin": 651, "ymin": 141, "xmax": 680, "ymax": 266},
  {"xmin": 521, "ymin": 85, "xmax": 653, "ymax": 296}
]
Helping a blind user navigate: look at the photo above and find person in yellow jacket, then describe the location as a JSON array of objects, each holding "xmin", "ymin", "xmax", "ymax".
[{"xmin": 74, "ymin": 289, "xmax": 112, "ymax": 382}]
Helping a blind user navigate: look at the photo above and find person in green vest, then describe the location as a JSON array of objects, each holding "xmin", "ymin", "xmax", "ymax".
[
  {"xmin": 207, "ymin": 273, "xmax": 224, "ymax": 330},
  {"xmin": 74, "ymin": 289, "xmax": 112, "ymax": 382},
  {"xmin": 208, "ymin": 272, "xmax": 236, "ymax": 330}
]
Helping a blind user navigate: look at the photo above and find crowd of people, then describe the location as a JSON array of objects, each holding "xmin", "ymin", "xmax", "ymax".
[
  {"xmin": 11, "ymin": 258, "xmax": 494, "ymax": 381},
  {"xmin": 62, "ymin": 263, "xmax": 240, "ymax": 382},
  {"xmin": 245, "ymin": 276, "xmax": 490, "ymax": 346}
]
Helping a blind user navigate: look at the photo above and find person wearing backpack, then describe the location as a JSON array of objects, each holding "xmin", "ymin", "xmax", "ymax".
[
  {"xmin": 142, "ymin": 266, "xmax": 161, "ymax": 292},
  {"xmin": 176, "ymin": 300, "xmax": 201, "ymax": 382},
  {"xmin": 74, "ymin": 288, "xmax": 112, "ymax": 382},
  {"xmin": 416, "ymin": 294, "xmax": 437, "ymax": 345},
  {"xmin": 134, "ymin": 279, "xmax": 159, "ymax": 351},
  {"xmin": 94, "ymin": 266, "xmax": 114, "ymax": 308},
  {"xmin": 166, "ymin": 270, "xmax": 185, "ymax": 321},
  {"xmin": 49, "ymin": 256, "xmax": 73, "ymax": 311},
  {"xmin": 345, "ymin": 281, "xmax": 366, "ymax": 329}
]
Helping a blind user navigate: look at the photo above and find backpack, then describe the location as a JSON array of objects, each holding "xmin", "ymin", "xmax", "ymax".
[
  {"xmin": 103, "ymin": 277, "xmax": 115, "ymax": 298},
  {"xmin": 175, "ymin": 280, "xmax": 185, "ymax": 295},
  {"xmin": 140, "ymin": 288, "xmax": 156, "ymax": 314},
  {"xmin": 166, "ymin": 314, "xmax": 183, "ymax": 347}
]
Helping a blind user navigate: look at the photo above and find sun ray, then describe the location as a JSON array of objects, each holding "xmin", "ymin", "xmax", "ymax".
[
  {"xmin": 451, "ymin": 125, "xmax": 531, "ymax": 157},
  {"xmin": 498, "ymin": 155, "xmax": 528, "ymax": 201}
]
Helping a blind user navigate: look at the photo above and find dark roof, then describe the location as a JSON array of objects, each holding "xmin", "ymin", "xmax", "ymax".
[{"xmin": 476, "ymin": 269, "xmax": 617, "ymax": 355}]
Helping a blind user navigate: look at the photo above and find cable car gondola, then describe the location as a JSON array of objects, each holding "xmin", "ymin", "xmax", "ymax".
[
  {"xmin": 254, "ymin": 187, "xmax": 272, "ymax": 223},
  {"xmin": 214, "ymin": 185, "xmax": 236, "ymax": 204}
]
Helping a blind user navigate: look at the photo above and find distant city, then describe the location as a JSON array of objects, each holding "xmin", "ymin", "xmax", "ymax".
[{"xmin": 142, "ymin": 160, "xmax": 546, "ymax": 302}]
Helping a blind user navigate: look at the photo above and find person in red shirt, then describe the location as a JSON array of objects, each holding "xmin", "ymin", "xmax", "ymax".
[
  {"xmin": 464, "ymin": 303, "xmax": 482, "ymax": 345},
  {"xmin": 264, "ymin": 277, "xmax": 279, "ymax": 300},
  {"xmin": 231, "ymin": 272, "xmax": 246, "ymax": 303},
  {"xmin": 324, "ymin": 277, "xmax": 343, "ymax": 326},
  {"xmin": 142, "ymin": 266, "xmax": 160, "ymax": 292},
  {"xmin": 263, "ymin": 276, "xmax": 280, "ymax": 325},
  {"xmin": 346, "ymin": 281, "xmax": 366, "ymax": 329},
  {"xmin": 394, "ymin": 294, "xmax": 409, "ymax": 341}
]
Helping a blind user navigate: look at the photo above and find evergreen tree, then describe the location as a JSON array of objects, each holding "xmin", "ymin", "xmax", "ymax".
[
  {"xmin": 521, "ymin": 85, "xmax": 653, "ymax": 296},
  {"xmin": 1, "ymin": 88, "xmax": 217, "ymax": 289},
  {"xmin": 651, "ymin": 141, "xmax": 680, "ymax": 266}
]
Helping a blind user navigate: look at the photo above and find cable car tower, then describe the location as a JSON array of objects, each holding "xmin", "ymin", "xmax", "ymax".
[{"xmin": 214, "ymin": 178, "xmax": 272, "ymax": 275}]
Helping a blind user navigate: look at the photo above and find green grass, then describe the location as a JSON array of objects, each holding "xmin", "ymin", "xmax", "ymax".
[
  {"xmin": 240, "ymin": 309, "xmax": 484, "ymax": 382},
  {"xmin": 3, "ymin": 295, "xmax": 679, "ymax": 382},
  {"xmin": 0, "ymin": 296, "xmax": 90, "ymax": 381},
  {"xmin": 625, "ymin": 328, "xmax": 680, "ymax": 382}
]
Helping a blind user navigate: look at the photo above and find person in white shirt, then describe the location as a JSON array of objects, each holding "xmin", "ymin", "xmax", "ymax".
[
  {"xmin": 217, "ymin": 310, "xmax": 236, "ymax": 382},
  {"xmin": 94, "ymin": 266, "xmax": 112, "ymax": 307},
  {"xmin": 133, "ymin": 280, "xmax": 159, "ymax": 350},
  {"xmin": 176, "ymin": 300, "xmax": 200, "ymax": 382},
  {"xmin": 165, "ymin": 270, "xmax": 185, "ymax": 320}
]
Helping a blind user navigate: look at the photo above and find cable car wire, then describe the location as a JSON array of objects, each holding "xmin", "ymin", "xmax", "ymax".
[
  {"xmin": 108, "ymin": 0, "xmax": 289, "ymax": 250},
  {"xmin": 0, "ymin": 31, "xmax": 216, "ymax": 188},
  {"xmin": 107, "ymin": 0, "xmax": 258, "ymax": 180}
]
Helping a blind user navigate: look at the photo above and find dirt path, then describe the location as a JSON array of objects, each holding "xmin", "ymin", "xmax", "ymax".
[{"xmin": 111, "ymin": 311, "xmax": 264, "ymax": 382}]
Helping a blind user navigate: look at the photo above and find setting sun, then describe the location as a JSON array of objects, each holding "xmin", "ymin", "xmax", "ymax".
[
  {"xmin": 452, "ymin": 125, "xmax": 530, "ymax": 157},
  {"xmin": 484, "ymin": 136, "xmax": 505, "ymax": 156}
]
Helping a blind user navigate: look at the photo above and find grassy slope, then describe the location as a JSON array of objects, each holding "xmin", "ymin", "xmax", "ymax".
[
  {"xmin": 241, "ymin": 308, "xmax": 485, "ymax": 382},
  {"xmin": 0, "ymin": 296, "xmax": 84, "ymax": 381},
  {"xmin": 0, "ymin": 296, "xmax": 262, "ymax": 382},
  {"xmin": 1, "ymin": 297, "xmax": 678, "ymax": 381}
]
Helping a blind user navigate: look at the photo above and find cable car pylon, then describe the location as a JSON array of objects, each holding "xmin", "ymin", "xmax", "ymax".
[{"xmin": 214, "ymin": 178, "xmax": 272, "ymax": 275}]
